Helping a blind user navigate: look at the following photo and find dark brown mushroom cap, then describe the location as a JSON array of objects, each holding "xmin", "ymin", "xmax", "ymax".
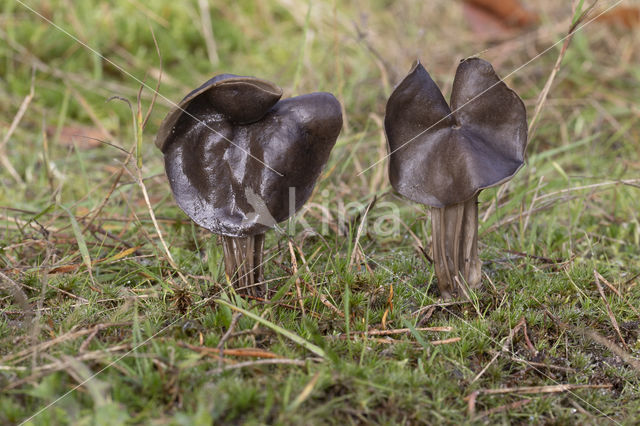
[
  {"xmin": 385, "ymin": 58, "xmax": 527, "ymax": 208},
  {"xmin": 156, "ymin": 74, "xmax": 342, "ymax": 237}
]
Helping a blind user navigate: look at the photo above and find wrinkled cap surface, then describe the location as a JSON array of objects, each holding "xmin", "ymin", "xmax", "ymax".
[
  {"xmin": 156, "ymin": 74, "xmax": 342, "ymax": 237},
  {"xmin": 385, "ymin": 58, "xmax": 527, "ymax": 208}
]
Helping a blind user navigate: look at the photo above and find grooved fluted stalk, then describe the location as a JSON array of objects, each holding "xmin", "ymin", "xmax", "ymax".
[
  {"xmin": 430, "ymin": 197, "xmax": 481, "ymax": 299},
  {"xmin": 221, "ymin": 234, "xmax": 266, "ymax": 297}
]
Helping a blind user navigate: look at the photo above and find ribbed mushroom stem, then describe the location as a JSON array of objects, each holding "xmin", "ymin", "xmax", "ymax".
[
  {"xmin": 221, "ymin": 234, "xmax": 266, "ymax": 297},
  {"xmin": 430, "ymin": 196, "xmax": 482, "ymax": 299}
]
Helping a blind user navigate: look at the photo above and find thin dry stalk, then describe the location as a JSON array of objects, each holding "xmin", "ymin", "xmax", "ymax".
[
  {"xmin": 522, "ymin": 176, "xmax": 544, "ymax": 234},
  {"xmin": 1, "ymin": 69, "xmax": 35, "ymax": 184},
  {"xmin": 539, "ymin": 300, "xmax": 640, "ymax": 373},
  {"xmin": 31, "ymin": 249, "xmax": 52, "ymax": 370},
  {"xmin": 142, "ymin": 24, "xmax": 163, "ymax": 129},
  {"xmin": 0, "ymin": 322, "xmax": 131, "ymax": 364},
  {"xmin": 3, "ymin": 344, "xmax": 132, "ymax": 391},
  {"xmin": 123, "ymin": 0, "xmax": 169, "ymax": 27},
  {"xmin": 133, "ymin": 161, "xmax": 188, "ymax": 286},
  {"xmin": 479, "ymin": 383, "xmax": 612, "ymax": 395},
  {"xmin": 594, "ymin": 270, "xmax": 628, "ymax": 350},
  {"xmin": 595, "ymin": 270, "xmax": 640, "ymax": 320},
  {"xmin": 197, "ymin": 0, "xmax": 220, "ymax": 66},
  {"xmin": 472, "ymin": 317, "xmax": 526, "ymax": 383},
  {"xmin": 348, "ymin": 196, "xmax": 376, "ymax": 270},
  {"xmin": 583, "ymin": 329, "xmax": 640, "ymax": 373},
  {"xmin": 208, "ymin": 358, "xmax": 314, "ymax": 375},
  {"xmin": 303, "ymin": 280, "xmax": 344, "ymax": 317},
  {"xmin": 289, "ymin": 371, "xmax": 322, "ymax": 410},
  {"xmin": 535, "ymin": 179, "xmax": 640, "ymax": 202},
  {"xmin": 288, "ymin": 240, "xmax": 306, "ymax": 315},
  {"xmin": 331, "ymin": 334, "xmax": 460, "ymax": 346},
  {"xmin": 217, "ymin": 312, "xmax": 242, "ymax": 368},
  {"xmin": 81, "ymin": 125, "xmax": 136, "ymax": 232},
  {"xmin": 350, "ymin": 326, "xmax": 453, "ymax": 336},
  {"xmin": 0, "ymin": 271, "xmax": 33, "ymax": 326},
  {"xmin": 528, "ymin": 0, "xmax": 597, "ymax": 139},
  {"xmin": 287, "ymin": 238, "xmax": 343, "ymax": 317},
  {"xmin": 68, "ymin": 86, "xmax": 113, "ymax": 140}
]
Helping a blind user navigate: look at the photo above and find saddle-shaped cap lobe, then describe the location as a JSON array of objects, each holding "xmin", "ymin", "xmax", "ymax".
[
  {"xmin": 385, "ymin": 58, "xmax": 527, "ymax": 208},
  {"xmin": 156, "ymin": 74, "xmax": 342, "ymax": 237}
]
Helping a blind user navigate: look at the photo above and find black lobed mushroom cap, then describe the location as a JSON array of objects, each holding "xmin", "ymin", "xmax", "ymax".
[
  {"xmin": 155, "ymin": 74, "xmax": 343, "ymax": 237},
  {"xmin": 385, "ymin": 58, "xmax": 527, "ymax": 208}
]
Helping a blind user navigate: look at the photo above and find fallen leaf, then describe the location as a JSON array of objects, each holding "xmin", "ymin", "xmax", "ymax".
[
  {"xmin": 49, "ymin": 245, "xmax": 142, "ymax": 274},
  {"xmin": 464, "ymin": 0, "xmax": 538, "ymax": 36},
  {"xmin": 47, "ymin": 124, "xmax": 108, "ymax": 149},
  {"xmin": 597, "ymin": 6, "xmax": 640, "ymax": 29},
  {"xmin": 463, "ymin": 3, "xmax": 513, "ymax": 38}
]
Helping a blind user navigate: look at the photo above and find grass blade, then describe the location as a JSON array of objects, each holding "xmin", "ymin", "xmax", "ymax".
[
  {"xmin": 61, "ymin": 205, "xmax": 92, "ymax": 273},
  {"xmin": 215, "ymin": 299, "xmax": 327, "ymax": 359}
]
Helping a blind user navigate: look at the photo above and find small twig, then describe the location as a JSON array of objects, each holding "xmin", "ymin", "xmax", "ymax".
[
  {"xmin": 568, "ymin": 399, "xmax": 595, "ymax": 419},
  {"xmin": 416, "ymin": 306, "xmax": 436, "ymax": 327},
  {"xmin": 429, "ymin": 337, "xmax": 461, "ymax": 345},
  {"xmin": 522, "ymin": 320, "xmax": 537, "ymax": 355},
  {"xmin": 178, "ymin": 341, "xmax": 279, "ymax": 360},
  {"xmin": 78, "ymin": 328, "xmax": 100, "ymax": 353},
  {"xmin": 510, "ymin": 357, "xmax": 576, "ymax": 373},
  {"xmin": 472, "ymin": 398, "xmax": 533, "ymax": 421},
  {"xmin": 466, "ymin": 391, "xmax": 479, "ymax": 416},
  {"xmin": 411, "ymin": 301, "xmax": 469, "ymax": 317},
  {"xmin": 504, "ymin": 249, "xmax": 565, "ymax": 265}
]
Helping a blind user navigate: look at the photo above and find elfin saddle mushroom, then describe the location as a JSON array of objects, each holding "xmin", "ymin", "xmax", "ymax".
[
  {"xmin": 156, "ymin": 74, "xmax": 342, "ymax": 296},
  {"xmin": 385, "ymin": 58, "xmax": 527, "ymax": 299}
]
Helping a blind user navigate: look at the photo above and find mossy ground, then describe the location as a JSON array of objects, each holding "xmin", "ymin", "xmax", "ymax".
[{"xmin": 1, "ymin": 0, "xmax": 639, "ymax": 424}]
